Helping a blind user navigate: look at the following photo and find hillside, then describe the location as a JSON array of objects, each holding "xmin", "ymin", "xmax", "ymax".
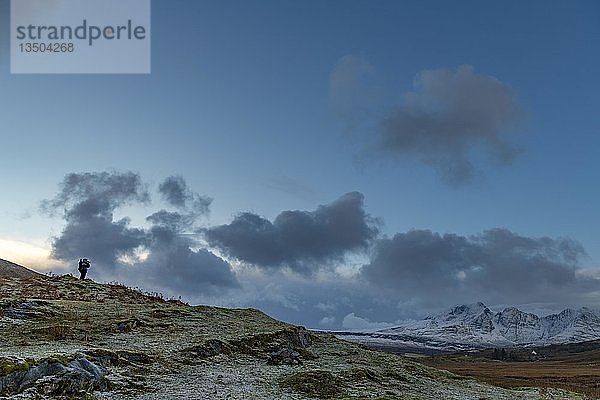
[
  {"xmin": 0, "ymin": 259, "xmax": 42, "ymax": 279},
  {"xmin": 0, "ymin": 260, "xmax": 584, "ymax": 399}
]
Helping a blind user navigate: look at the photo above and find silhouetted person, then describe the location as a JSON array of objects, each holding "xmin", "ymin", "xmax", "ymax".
[{"xmin": 78, "ymin": 258, "xmax": 91, "ymax": 280}]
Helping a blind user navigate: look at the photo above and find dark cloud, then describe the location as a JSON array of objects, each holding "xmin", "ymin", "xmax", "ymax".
[
  {"xmin": 43, "ymin": 171, "xmax": 237, "ymax": 294},
  {"xmin": 330, "ymin": 60, "xmax": 525, "ymax": 185},
  {"xmin": 51, "ymin": 216, "xmax": 147, "ymax": 268},
  {"xmin": 135, "ymin": 218, "xmax": 239, "ymax": 295},
  {"xmin": 42, "ymin": 171, "xmax": 150, "ymax": 267},
  {"xmin": 159, "ymin": 176, "xmax": 212, "ymax": 215},
  {"xmin": 205, "ymin": 192, "xmax": 379, "ymax": 274},
  {"xmin": 199, "ymin": 227, "xmax": 598, "ymax": 330},
  {"xmin": 221, "ymin": 270, "xmax": 405, "ymax": 330},
  {"xmin": 146, "ymin": 210, "xmax": 195, "ymax": 231},
  {"xmin": 361, "ymin": 228, "xmax": 589, "ymax": 308},
  {"xmin": 41, "ymin": 171, "xmax": 150, "ymax": 217}
]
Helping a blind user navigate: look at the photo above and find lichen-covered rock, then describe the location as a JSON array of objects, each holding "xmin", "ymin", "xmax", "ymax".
[
  {"xmin": 116, "ymin": 318, "xmax": 144, "ymax": 332},
  {"xmin": 84, "ymin": 348, "xmax": 153, "ymax": 367},
  {"xmin": 0, "ymin": 357, "xmax": 35, "ymax": 394},
  {"xmin": 181, "ymin": 327, "xmax": 315, "ymax": 365},
  {"xmin": 0, "ymin": 355, "xmax": 107, "ymax": 397},
  {"xmin": 181, "ymin": 339, "xmax": 233, "ymax": 362},
  {"xmin": 1, "ymin": 300, "xmax": 53, "ymax": 320},
  {"xmin": 229, "ymin": 327, "xmax": 313, "ymax": 356},
  {"xmin": 266, "ymin": 347, "xmax": 302, "ymax": 365}
]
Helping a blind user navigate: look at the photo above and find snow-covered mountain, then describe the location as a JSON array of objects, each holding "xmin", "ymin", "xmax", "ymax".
[{"xmin": 335, "ymin": 302, "xmax": 600, "ymax": 352}]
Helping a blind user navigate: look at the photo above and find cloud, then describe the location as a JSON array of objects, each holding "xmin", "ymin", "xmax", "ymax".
[
  {"xmin": 42, "ymin": 171, "xmax": 237, "ymax": 295},
  {"xmin": 139, "ymin": 205, "xmax": 239, "ymax": 294},
  {"xmin": 341, "ymin": 313, "xmax": 396, "ymax": 332},
  {"xmin": 41, "ymin": 171, "xmax": 150, "ymax": 268},
  {"xmin": 360, "ymin": 228, "xmax": 591, "ymax": 308},
  {"xmin": 133, "ymin": 224, "xmax": 239, "ymax": 295},
  {"xmin": 159, "ymin": 176, "xmax": 212, "ymax": 215},
  {"xmin": 330, "ymin": 60, "xmax": 525, "ymax": 185},
  {"xmin": 146, "ymin": 210, "xmax": 195, "ymax": 231},
  {"xmin": 199, "ymin": 268, "xmax": 408, "ymax": 330},
  {"xmin": 204, "ymin": 192, "xmax": 379, "ymax": 274},
  {"xmin": 319, "ymin": 316, "xmax": 336, "ymax": 327},
  {"xmin": 41, "ymin": 171, "xmax": 150, "ymax": 216},
  {"xmin": 329, "ymin": 55, "xmax": 381, "ymax": 128}
]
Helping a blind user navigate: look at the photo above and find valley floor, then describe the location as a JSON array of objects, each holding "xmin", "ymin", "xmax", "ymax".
[{"xmin": 420, "ymin": 354, "xmax": 600, "ymax": 399}]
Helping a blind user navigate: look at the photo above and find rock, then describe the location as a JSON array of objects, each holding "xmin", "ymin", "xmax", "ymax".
[
  {"xmin": 0, "ymin": 355, "xmax": 107, "ymax": 396},
  {"xmin": 266, "ymin": 347, "xmax": 302, "ymax": 366},
  {"xmin": 84, "ymin": 348, "xmax": 153, "ymax": 367},
  {"xmin": 83, "ymin": 349, "xmax": 121, "ymax": 367},
  {"xmin": 182, "ymin": 339, "xmax": 233, "ymax": 361},
  {"xmin": 0, "ymin": 357, "xmax": 35, "ymax": 394},
  {"xmin": 116, "ymin": 318, "xmax": 144, "ymax": 332},
  {"xmin": 229, "ymin": 327, "xmax": 313, "ymax": 356},
  {"xmin": 182, "ymin": 327, "xmax": 316, "ymax": 364},
  {"xmin": 116, "ymin": 350, "xmax": 153, "ymax": 365},
  {"xmin": 2, "ymin": 300, "xmax": 52, "ymax": 320}
]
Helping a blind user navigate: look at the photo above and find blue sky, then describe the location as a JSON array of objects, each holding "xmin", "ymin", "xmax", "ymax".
[{"xmin": 0, "ymin": 0, "xmax": 599, "ymax": 328}]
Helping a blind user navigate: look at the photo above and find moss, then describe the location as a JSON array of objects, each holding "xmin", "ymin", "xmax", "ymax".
[
  {"xmin": 0, "ymin": 357, "xmax": 35, "ymax": 376},
  {"xmin": 345, "ymin": 367, "xmax": 382, "ymax": 383},
  {"xmin": 46, "ymin": 354, "xmax": 75, "ymax": 365},
  {"xmin": 280, "ymin": 370, "xmax": 344, "ymax": 398},
  {"xmin": 49, "ymin": 323, "xmax": 71, "ymax": 340},
  {"xmin": 335, "ymin": 396, "xmax": 405, "ymax": 400},
  {"xmin": 384, "ymin": 369, "xmax": 410, "ymax": 383}
]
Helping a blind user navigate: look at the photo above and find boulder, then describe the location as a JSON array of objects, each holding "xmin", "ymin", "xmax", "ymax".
[
  {"xmin": 0, "ymin": 355, "xmax": 107, "ymax": 397},
  {"xmin": 267, "ymin": 347, "xmax": 302, "ymax": 365}
]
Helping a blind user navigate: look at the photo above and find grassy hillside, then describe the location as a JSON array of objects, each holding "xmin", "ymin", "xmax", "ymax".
[{"xmin": 0, "ymin": 261, "xmax": 585, "ymax": 399}]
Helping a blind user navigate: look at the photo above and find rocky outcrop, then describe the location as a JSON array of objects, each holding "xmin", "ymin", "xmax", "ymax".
[
  {"xmin": 1, "ymin": 300, "xmax": 54, "ymax": 320},
  {"xmin": 181, "ymin": 327, "xmax": 316, "ymax": 364},
  {"xmin": 0, "ymin": 354, "xmax": 107, "ymax": 397},
  {"xmin": 267, "ymin": 348, "xmax": 302, "ymax": 365}
]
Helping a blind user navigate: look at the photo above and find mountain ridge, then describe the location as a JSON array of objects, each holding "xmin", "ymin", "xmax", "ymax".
[{"xmin": 336, "ymin": 302, "xmax": 600, "ymax": 352}]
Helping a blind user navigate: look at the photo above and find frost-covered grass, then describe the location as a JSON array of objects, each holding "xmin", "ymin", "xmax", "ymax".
[{"xmin": 0, "ymin": 275, "xmax": 585, "ymax": 399}]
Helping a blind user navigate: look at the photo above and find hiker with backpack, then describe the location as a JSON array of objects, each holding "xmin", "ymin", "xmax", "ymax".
[{"xmin": 78, "ymin": 258, "xmax": 91, "ymax": 280}]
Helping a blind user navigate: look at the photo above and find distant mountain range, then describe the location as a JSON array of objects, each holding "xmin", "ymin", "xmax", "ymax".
[{"xmin": 335, "ymin": 302, "xmax": 600, "ymax": 352}]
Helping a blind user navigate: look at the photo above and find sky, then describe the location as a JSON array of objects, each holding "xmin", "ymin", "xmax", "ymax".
[{"xmin": 0, "ymin": 0, "xmax": 599, "ymax": 330}]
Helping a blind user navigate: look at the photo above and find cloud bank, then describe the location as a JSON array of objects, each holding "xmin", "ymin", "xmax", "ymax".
[
  {"xmin": 330, "ymin": 60, "xmax": 525, "ymax": 184},
  {"xmin": 39, "ymin": 171, "xmax": 599, "ymax": 329},
  {"xmin": 361, "ymin": 229, "xmax": 590, "ymax": 308}
]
